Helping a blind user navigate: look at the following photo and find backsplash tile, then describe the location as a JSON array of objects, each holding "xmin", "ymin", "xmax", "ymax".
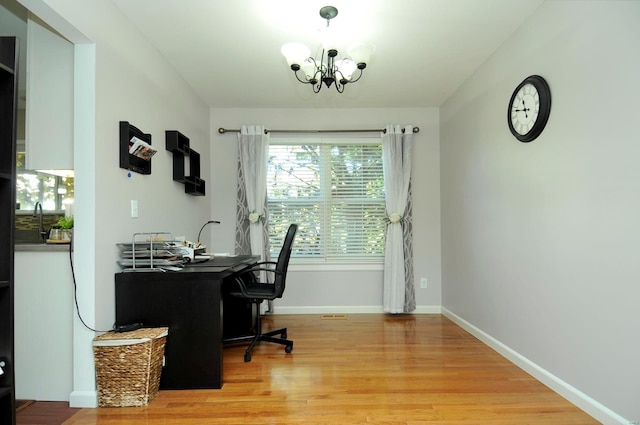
[{"xmin": 15, "ymin": 214, "xmax": 64, "ymax": 231}]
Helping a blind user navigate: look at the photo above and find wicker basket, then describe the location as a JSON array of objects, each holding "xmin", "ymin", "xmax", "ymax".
[{"xmin": 92, "ymin": 327, "xmax": 168, "ymax": 407}]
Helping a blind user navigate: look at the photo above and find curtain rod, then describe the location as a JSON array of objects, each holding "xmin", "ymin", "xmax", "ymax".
[{"xmin": 218, "ymin": 127, "xmax": 420, "ymax": 135}]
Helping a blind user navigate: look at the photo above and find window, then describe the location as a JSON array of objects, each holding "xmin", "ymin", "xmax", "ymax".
[
  {"xmin": 267, "ymin": 138, "xmax": 386, "ymax": 263},
  {"xmin": 15, "ymin": 152, "xmax": 74, "ymax": 212}
]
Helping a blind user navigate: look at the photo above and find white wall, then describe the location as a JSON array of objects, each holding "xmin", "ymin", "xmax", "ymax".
[
  {"xmin": 440, "ymin": 1, "xmax": 640, "ymax": 423},
  {"xmin": 210, "ymin": 108, "xmax": 441, "ymax": 312},
  {"xmin": 17, "ymin": 0, "xmax": 211, "ymax": 407}
]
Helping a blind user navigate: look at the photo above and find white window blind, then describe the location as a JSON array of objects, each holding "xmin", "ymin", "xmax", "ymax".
[{"xmin": 267, "ymin": 139, "xmax": 386, "ymax": 263}]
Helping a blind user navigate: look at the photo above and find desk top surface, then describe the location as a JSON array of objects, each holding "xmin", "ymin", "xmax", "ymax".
[
  {"xmin": 116, "ymin": 255, "xmax": 259, "ymax": 276},
  {"xmin": 183, "ymin": 254, "xmax": 259, "ymax": 272}
]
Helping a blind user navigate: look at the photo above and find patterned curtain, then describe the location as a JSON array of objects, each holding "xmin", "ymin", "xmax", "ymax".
[
  {"xmin": 382, "ymin": 124, "xmax": 415, "ymax": 313},
  {"xmin": 235, "ymin": 125, "xmax": 270, "ymax": 257},
  {"xmin": 402, "ymin": 182, "xmax": 415, "ymax": 312},
  {"xmin": 235, "ymin": 153, "xmax": 252, "ymax": 255},
  {"xmin": 235, "ymin": 126, "xmax": 272, "ymax": 312}
]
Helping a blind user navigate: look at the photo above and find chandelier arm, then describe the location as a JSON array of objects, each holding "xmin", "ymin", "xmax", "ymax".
[
  {"xmin": 348, "ymin": 68, "xmax": 365, "ymax": 84},
  {"xmin": 293, "ymin": 69, "xmax": 313, "ymax": 85}
]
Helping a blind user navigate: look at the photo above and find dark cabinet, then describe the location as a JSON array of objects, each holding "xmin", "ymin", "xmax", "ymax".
[{"xmin": 0, "ymin": 36, "xmax": 18, "ymax": 425}]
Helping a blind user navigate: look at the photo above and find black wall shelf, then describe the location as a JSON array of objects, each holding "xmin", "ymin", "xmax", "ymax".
[
  {"xmin": 165, "ymin": 130, "xmax": 205, "ymax": 196},
  {"xmin": 120, "ymin": 121, "xmax": 153, "ymax": 175}
]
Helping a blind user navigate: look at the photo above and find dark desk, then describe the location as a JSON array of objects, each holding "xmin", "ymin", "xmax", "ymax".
[{"xmin": 114, "ymin": 255, "xmax": 259, "ymax": 390}]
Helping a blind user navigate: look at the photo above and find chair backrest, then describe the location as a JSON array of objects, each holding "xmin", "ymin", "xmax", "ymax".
[{"xmin": 273, "ymin": 223, "xmax": 298, "ymax": 298}]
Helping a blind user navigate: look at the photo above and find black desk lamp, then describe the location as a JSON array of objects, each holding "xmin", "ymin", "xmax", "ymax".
[{"xmin": 197, "ymin": 220, "xmax": 220, "ymax": 247}]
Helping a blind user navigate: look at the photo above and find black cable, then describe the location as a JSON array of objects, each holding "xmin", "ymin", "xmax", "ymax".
[{"xmin": 68, "ymin": 234, "xmax": 112, "ymax": 333}]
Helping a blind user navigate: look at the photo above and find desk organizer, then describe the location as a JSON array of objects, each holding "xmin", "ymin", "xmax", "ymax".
[
  {"xmin": 92, "ymin": 327, "xmax": 168, "ymax": 407},
  {"xmin": 117, "ymin": 232, "xmax": 182, "ymax": 271},
  {"xmin": 117, "ymin": 232, "xmax": 209, "ymax": 271}
]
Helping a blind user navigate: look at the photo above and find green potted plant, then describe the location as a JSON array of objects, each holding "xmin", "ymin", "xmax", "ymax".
[{"xmin": 52, "ymin": 215, "xmax": 74, "ymax": 241}]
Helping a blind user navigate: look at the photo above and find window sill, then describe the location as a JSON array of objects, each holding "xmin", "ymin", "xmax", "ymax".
[{"xmin": 288, "ymin": 262, "xmax": 383, "ymax": 272}]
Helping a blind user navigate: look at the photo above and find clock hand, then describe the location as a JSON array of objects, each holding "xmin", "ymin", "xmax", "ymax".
[{"xmin": 513, "ymin": 102, "xmax": 531, "ymax": 116}]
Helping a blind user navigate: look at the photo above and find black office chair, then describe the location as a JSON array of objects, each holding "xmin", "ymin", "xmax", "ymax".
[{"xmin": 225, "ymin": 223, "xmax": 297, "ymax": 362}]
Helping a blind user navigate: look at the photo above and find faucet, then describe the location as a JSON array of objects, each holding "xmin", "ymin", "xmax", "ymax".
[{"xmin": 32, "ymin": 202, "xmax": 46, "ymax": 241}]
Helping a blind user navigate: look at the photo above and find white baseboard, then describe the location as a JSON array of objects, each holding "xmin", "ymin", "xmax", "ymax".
[
  {"xmin": 441, "ymin": 307, "xmax": 629, "ymax": 425},
  {"xmin": 69, "ymin": 390, "xmax": 97, "ymax": 408},
  {"xmin": 273, "ymin": 305, "xmax": 442, "ymax": 315}
]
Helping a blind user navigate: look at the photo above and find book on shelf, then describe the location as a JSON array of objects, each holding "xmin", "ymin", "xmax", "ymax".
[{"xmin": 129, "ymin": 136, "xmax": 157, "ymax": 161}]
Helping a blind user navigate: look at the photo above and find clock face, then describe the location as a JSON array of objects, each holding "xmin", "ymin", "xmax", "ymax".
[
  {"xmin": 510, "ymin": 83, "xmax": 540, "ymax": 135},
  {"xmin": 507, "ymin": 75, "xmax": 551, "ymax": 143}
]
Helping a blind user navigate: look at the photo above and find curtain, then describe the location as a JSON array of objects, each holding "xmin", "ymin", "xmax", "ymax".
[
  {"xmin": 235, "ymin": 125, "xmax": 270, "ymax": 264},
  {"xmin": 382, "ymin": 124, "xmax": 415, "ymax": 313}
]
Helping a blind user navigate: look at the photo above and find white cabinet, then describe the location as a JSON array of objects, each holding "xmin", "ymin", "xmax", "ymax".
[
  {"xmin": 14, "ymin": 251, "xmax": 73, "ymax": 401},
  {"xmin": 26, "ymin": 17, "xmax": 73, "ymax": 171}
]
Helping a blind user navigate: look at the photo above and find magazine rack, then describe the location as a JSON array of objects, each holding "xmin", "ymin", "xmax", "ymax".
[{"xmin": 120, "ymin": 121, "xmax": 153, "ymax": 175}]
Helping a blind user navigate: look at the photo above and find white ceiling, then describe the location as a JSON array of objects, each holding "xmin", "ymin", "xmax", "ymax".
[{"xmin": 111, "ymin": 0, "xmax": 545, "ymax": 109}]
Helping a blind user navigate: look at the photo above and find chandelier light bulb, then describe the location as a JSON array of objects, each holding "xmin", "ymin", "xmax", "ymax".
[
  {"xmin": 335, "ymin": 58, "xmax": 357, "ymax": 81},
  {"xmin": 347, "ymin": 43, "xmax": 375, "ymax": 67},
  {"xmin": 301, "ymin": 58, "xmax": 318, "ymax": 83},
  {"xmin": 281, "ymin": 42, "xmax": 311, "ymax": 68},
  {"xmin": 318, "ymin": 23, "xmax": 341, "ymax": 51}
]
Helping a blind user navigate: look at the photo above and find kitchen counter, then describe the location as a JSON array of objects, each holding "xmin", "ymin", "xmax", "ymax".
[{"xmin": 15, "ymin": 243, "xmax": 72, "ymax": 252}]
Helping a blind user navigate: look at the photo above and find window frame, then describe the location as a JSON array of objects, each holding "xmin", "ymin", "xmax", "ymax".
[{"xmin": 267, "ymin": 136, "xmax": 386, "ymax": 266}]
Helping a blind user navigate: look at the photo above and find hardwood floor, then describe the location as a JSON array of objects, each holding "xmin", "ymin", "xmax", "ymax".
[
  {"xmin": 17, "ymin": 401, "xmax": 79, "ymax": 425},
  {"xmin": 43, "ymin": 314, "xmax": 600, "ymax": 424}
]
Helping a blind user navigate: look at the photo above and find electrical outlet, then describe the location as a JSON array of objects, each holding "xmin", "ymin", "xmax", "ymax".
[{"xmin": 420, "ymin": 277, "xmax": 428, "ymax": 289}]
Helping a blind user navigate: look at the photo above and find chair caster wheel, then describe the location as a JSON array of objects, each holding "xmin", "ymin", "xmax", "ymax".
[
  {"xmin": 244, "ymin": 353, "xmax": 252, "ymax": 362},
  {"xmin": 285, "ymin": 344, "xmax": 293, "ymax": 354},
  {"xmin": 281, "ymin": 332, "xmax": 287, "ymax": 339}
]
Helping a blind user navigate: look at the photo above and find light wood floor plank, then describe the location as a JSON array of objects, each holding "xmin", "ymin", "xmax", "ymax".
[{"xmin": 64, "ymin": 314, "xmax": 598, "ymax": 424}]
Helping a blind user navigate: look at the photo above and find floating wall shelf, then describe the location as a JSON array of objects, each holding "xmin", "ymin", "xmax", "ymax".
[{"xmin": 165, "ymin": 130, "xmax": 205, "ymax": 196}]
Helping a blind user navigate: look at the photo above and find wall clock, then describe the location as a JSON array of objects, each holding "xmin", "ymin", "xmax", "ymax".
[{"xmin": 507, "ymin": 75, "xmax": 551, "ymax": 143}]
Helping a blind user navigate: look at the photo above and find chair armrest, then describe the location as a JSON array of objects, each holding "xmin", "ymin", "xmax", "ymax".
[{"xmin": 231, "ymin": 264, "xmax": 284, "ymax": 297}]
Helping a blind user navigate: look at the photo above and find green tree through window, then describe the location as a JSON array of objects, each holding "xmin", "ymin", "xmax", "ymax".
[
  {"xmin": 15, "ymin": 152, "xmax": 74, "ymax": 212},
  {"xmin": 267, "ymin": 139, "xmax": 385, "ymax": 263}
]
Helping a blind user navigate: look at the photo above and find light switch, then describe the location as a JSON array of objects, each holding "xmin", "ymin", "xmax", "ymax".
[{"xmin": 131, "ymin": 200, "xmax": 139, "ymax": 218}]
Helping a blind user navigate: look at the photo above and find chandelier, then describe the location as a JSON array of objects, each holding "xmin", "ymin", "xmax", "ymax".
[{"xmin": 280, "ymin": 6, "xmax": 374, "ymax": 93}]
